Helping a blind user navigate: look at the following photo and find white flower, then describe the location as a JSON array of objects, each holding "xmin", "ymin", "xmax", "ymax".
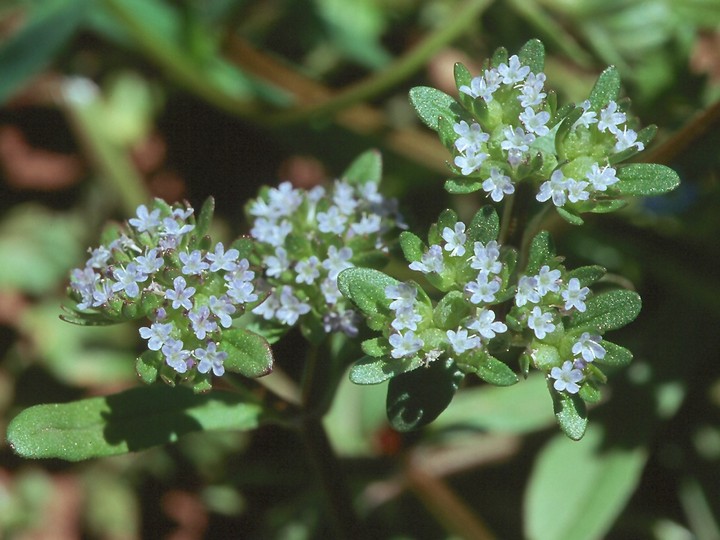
[
  {"xmin": 195, "ymin": 341, "xmax": 228, "ymax": 377},
  {"xmin": 614, "ymin": 127, "xmax": 644, "ymax": 153},
  {"xmin": 465, "ymin": 274, "xmax": 500, "ymax": 304},
  {"xmin": 501, "ymin": 126, "xmax": 534, "ymax": 153},
  {"xmin": 470, "ymin": 240, "xmax": 502, "ymax": 276},
  {"xmin": 453, "ymin": 121, "xmax": 490, "ymax": 153},
  {"xmin": 179, "ymin": 250, "xmax": 209, "ymax": 275},
  {"xmin": 252, "ymin": 290, "xmax": 280, "ymax": 320},
  {"xmin": 459, "ymin": 71, "xmax": 499, "ymax": 102},
  {"xmin": 519, "ymin": 107, "xmax": 551, "ymax": 136},
  {"xmin": 586, "ymin": 163, "xmax": 618, "ymax": 192},
  {"xmin": 572, "ymin": 100, "xmax": 598, "ymax": 130},
  {"xmin": 162, "ymin": 338, "xmax": 191, "ymax": 374},
  {"xmin": 519, "ymin": 72, "xmax": 546, "ymax": 107},
  {"xmin": 566, "ymin": 179, "xmax": 591, "ymax": 203},
  {"xmin": 135, "ymin": 248, "xmax": 164, "ymax": 274},
  {"xmin": 189, "ymin": 305, "xmax": 219, "ymax": 340},
  {"xmin": 207, "ymin": 243, "xmax": 240, "ymax": 272},
  {"xmin": 264, "ymin": 247, "xmax": 290, "ymax": 278},
  {"xmin": 87, "ymin": 246, "xmax": 112, "ymax": 268},
  {"xmin": 295, "ymin": 256, "xmax": 321, "ymax": 285},
  {"xmin": 275, "ymin": 286, "xmax": 311, "ymax": 326},
  {"xmin": 527, "ymin": 306, "xmax": 555, "ymax": 339},
  {"xmin": 322, "ymin": 246, "xmax": 354, "ymax": 280},
  {"xmin": 442, "ymin": 222, "xmax": 467, "ymax": 257},
  {"xmin": 497, "ymin": 55, "xmax": 530, "ymax": 85},
  {"xmin": 208, "ymin": 295, "xmax": 237, "ymax": 327},
  {"xmin": 537, "ymin": 169, "xmax": 570, "ymax": 207},
  {"xmin": 385, "ymin": 283, "xmax": 417, "ymax": 311},
  {"xmin": 112, "ymin": 262, "xmax": 148, "ymax": 298},
  {"xmin": 251, "ymin": 218, "xmax": 292, "ymax": 247},
  {"xmin": 535, "ymin": 265, "xmax": 562, "ymax": 296},
  {"xmin": 391, "ymin": 305, "xmax": 423, "ymax": 332},
  {"xmin": 389, "ymin": 330, "xmax": 424, "ymax": 359},
  {"xmin": 467, "ymin": 309, "xmax": 507, "ymax": 340},
  {"xmin": 572, "ymin": 332, "xmax": 606, "ymax": 362},
  {"xmin": 409, "ymin": 244, "xmax": 445, "ymax": 274},
  {"xmin": 332, "ymin": 181, "xmax": 359, "ymax": 215},
  {"xmin": 139, "ymin": 322, "xmax": 174, "ymax": 351},
  {"xmin": 321, "ymin": 278, "xmax": 342, "ymax": 304},
  {"xmin": 454, "ymin": 149, "xmax": 488, "ymax": 176},
  {"xmin": 446, "ymin": 328, "xmax": 480, "ymax": 354},
  {"xmin": 550, "ymin": 360, "xmax": 584, "ymax": 394},
  {"xmin": 561, "ymin": 278, "xmax": 590, "ymax": 312},
  {"xmin": 317, "ymin": 206, "xmax": 348, "ymax": 235},
  {"xmin": 597, "ymin": 101, "xmax": 626, "ymax": 134},
  {"xmin": 516, "ymin": 275, "xmax": 540, "ymax": 306},
  {"xmin": 350, "ymin": 213, "xmax": 382, "ymax": 235},
  {"xmin": 482, "ymin": 168, "xmax": 515, "ymax": 202},
  {"xmin": 129, "ymin": 204, "xmax": 161, "ymax": 233},
  {"xmin": 268, "ymin": 181, "xmax": 303, "ymax": 217}
]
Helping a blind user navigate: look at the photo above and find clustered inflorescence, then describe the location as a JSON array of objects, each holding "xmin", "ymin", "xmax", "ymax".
[
  {"xmin": 68, "ymin": 200, "xmax": 259, "ymax": 386},
  {"xmin": 245, "ymin": 178, "xmax": 405, "ymax": 341}
]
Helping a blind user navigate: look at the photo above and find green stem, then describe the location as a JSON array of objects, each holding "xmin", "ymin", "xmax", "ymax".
[
  {"xmin": 498, "ymin": 193, "xmax": 516, "ymax": 245},
  {"xmin": 267, "ymin": 0, "xmax": 494, "ymax": 125},
  {"xmin": 518, "ymin": 203, "xmax": 552, "ymax": 271}
]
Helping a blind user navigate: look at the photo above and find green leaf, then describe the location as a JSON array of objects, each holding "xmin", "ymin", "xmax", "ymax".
[
  {"xmin": 467, "ymin": 205, "xmax": 499, "ymax": 245},
  {"xmin": 566, "ymin": 265, "xmax": 606, "ymax": 286},
  {"xmin": 444, "ymin": 178, "xmax": 483, "ymax": 194},
  {"xmin": 433, "ymin": 291, "xmax": 472, "ymax": 329},
  {"xmin": 453, "ymin": 62, "xmax": 472, "ymax": 90},
  {"xmin": 386, "ymin": 358, "xmax": 464, "ymax": 431},
  {"xmin": 341, "ymin": 149, "xmax": 383, "ymax": 185},
  {"xmin": 136, "ymin": 351, "xmax": 159, "ymax": 384},
  {"xmin": 589, "ymin": 199, "xmax": 628, "ymax": 213},
  {"xmin": 578, "ymin": 383, "xmax": 601, "ymax": 403},
  {"xmin": 524, "ymin": 426, "xmax": 647, "ymax": 540},
  {"xmin": 460, "ymin": 353, "xmax": 518, "ymax": 386},
  {"xmin": 615, "ymin": 163, "xmax": 680, "ymax": 196},
  {"xmin": 525, "ymin": 231, "xmax": 555, "ymax": 275},
  {"xmin": 349, "ymin": 355, "xmax": 424, "ymax": 385},
  {"xmin": 6, "ymin": 385, "xmax": 267, "ymax": 461},
  {"xmin": 597, "ymin": 341, "xmax": 633, "ymax": 367},
  {"xmin": 0, "ymin": 0, "xmax": 87, "ymax": 104},
  {"xmin": 194, "ymin": 196, "xmax": 215, "ymax": 241},
  {"xmin": 399, "ymin": 231, "xmax": 426, "ymax": 264},
  {"xmin": 556, "ymin": 207, "xmax": 584, "ymax": 225},
  {"xmin": 409, "ymin": 86, "xmax": 461, "ymax": 132},
  {"xmin": 588, "ymin": 66, "xmax": 621, "ymax": 110},
  {"xmin": 360, "ymin": 337, "xmax": 390, "ymax": 358},
  {"xmin": 518, "ymin": 39, "xmax": 545, "ymax": 73},
  {"xmin": 220, "ymin": 329, "xmax": 274, "ymax": 378},
  {"xmin": 553, "ymin": 391, "xmax": 588, "ymax": 440},
  {"xmin": 337, "ymin": 268, "xmax": 397, "ymax": 330},
  {"xmin": 491, "ymin": 46, "xmax": 508, "ymax": 68},
  {"xmin": 569, "ymin": 289, "xmax": 641, "ymax": 333}
]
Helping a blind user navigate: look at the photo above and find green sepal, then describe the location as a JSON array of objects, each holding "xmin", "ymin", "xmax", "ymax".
[
  {"xmin": 518, "ymin": 38, "xmax": 545, "ymax": 74},
  {"xmin": 525, "ymin": 230, "xmax": 556, "ymax": 275},
  {"xmin": 409, "ymin": 86, "xmax": 461, "ymax": 132},
  {"xmin": 437, "ymin": 208, "xmax": 459, "ymax": 232},
  {"xmin": 597, "ymin": 340, "xmax": 633, "ymax": 367},
  {"xmin": 349, "ymin": 355, "xmax": 424, "ymax": 385},
  {"xmin": 519, "ymin": 351, "xmax": 532, "ymax": 378},
  {"xmin": 399, "ymin": 231, "xmax": 426, "ymax": 264},
  {"xmin": 220, "ymin": 329, "xmax": 274, "ymax": 378},
  {"xmin": 341, "ymin": 149, "xmax": 382, "ymax": 186},
  {"xmin": 459, "ymin": 350, "xmax": 518, "ymax": 386},
  {"xmin": 445, "ymin": 178, "xmax": 483, "ymax": 194},
  {"xmin": 566, "ymin": 265, "xmax": 606, "ymax": 287},
  {"xmin": 588, "ymin": 66, "xmax": 621, "ymax": 110},
  {"xmin": 555, "ymin": 106, "xmax": 583, "ymax": 160},
  {"xmin": 614, "ymin": 163, "xmax": 680, "ymax": 196},
  {"xmin": 6, "ymin": 385, "xmax": 267, "ymax": 461},
  {"xmin": 438, "ymin": 115, "xmax": 459, "ymax": 148},
  {"xmin": 361, "ymin": 337, "xmax": 390, "ymax": 358},
  {"xmin": 230, "ymin": 236, "xmax": 255, "ymax": 260},
  {"xmin": 386, "ymin": 358, "xmax": 464, "ymax": 431},
  {"xmin": 454, "ymin": 62, "xmax": 472, "ymax": 91},
  {"xmin": 491, "ymin": 46, "xmax": 508, "ymax": 68},
  {"xmin": 433, "ymin": 291, "xmax": 472, "ymax": 330},
  {"xmin": 578, "ymin": 382, "xmax": 601, "ymax": 403},
  {"xmin": 192, "ymin": 378, "xmax": 213, "ymax": 394},
  {"xmin": 469, "ymin": 96, "xmax": 490, "ymax": 125},
  {"xmin": 337, "ymin": 267, "xmax": 397, "ymax": 330},
  {"xmin": 136, "ymin": 350, "xmax": 160, "ymax": 384},
  {"xmin": 194, "ymin": 197, "xmax": 215, "ymax": 243},
  {"xmin": 550, "ymin": 103, "xmax": 576, "ymax": 130},
  {"xmin": 589, "ymin": 199, "xmax": 628, "ymax": 213},
  {"xmin": 58, "ymin": 305, "xmax": 119, "ymax": 326},
  {"xmin": 553, "ymin": 390, "xmax": 588, "ymax": 440},
  {"xmin": 569, "ymin": 289, "xmax": 641, "ymax": 332},
  {"xmin": 556, "ymin": 206, "xmax": 584, "ymax": 225},
  {"xmin": 467, "ymin": 205, "xmax": 499, "ymax": 245}
]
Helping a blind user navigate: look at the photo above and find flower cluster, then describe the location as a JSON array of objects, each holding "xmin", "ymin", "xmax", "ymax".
[
  {"xmin": 68, "ymin": 199, "xmax": 260, "ymax": 386},
  {"xmin": 246, "ymin": 177, "xmax": 405, "ymax": 340}
]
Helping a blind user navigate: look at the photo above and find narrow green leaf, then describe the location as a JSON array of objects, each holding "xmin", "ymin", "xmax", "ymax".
[
  {"xmin": 453, "ymin": 62, "xmax": 472, "ymax": 90},
  {"xmin": 409, "ymin": 86, "xmax": 461, "ymax": 132},
  {"xmin": 491, "ymin": 46, "xmax": 508, "ymax": 68},
  {"xmin": 349, "ymin": 355, "xmax": 423, "ymax": 385},
  {"xmin": 569, "ymin": 290, "xmax": 641, "ymax": 333},
  {"xmin": 361, "ymin": 338, "xmax": 390, "ymax": 358},
  {"xmin": 566, "ymin": 265, "xmax": 606, "ymax": 286},
  {"xmin": 525, "ymin": 231, "xmax": 555, "ymax": 275},
  {"xmin": 341, "ymin": 149, "xmax": 383, "ymax": 185},
  {"xmin": 597, "ymin": 341, "xmax": 633, "ymax": 367},
  {"xmin": 461, "ymin": 355, "xmax": 518, "ymax": 386},
  {"xmin": 518, "ymin": 39, "xmax": 545, "ymax": 73},
  {"xmin": 467, "ymin": 205, "xmax": 499, "ymax": 245},
  {"xmin": 433, "ymin": 291, "xmax": 472, "ymax": 329},
  {"xmin": 445, "ymin": 178, "xmax": 483, "ymax": 194},
  {"xmin": 220, "ymin": 329, "xmax": 274, "ymax": 378},
  {"xmin": 615, "ymin": 164, "xmax": 680, "ymax": 196},
  {"xmin": 525, "ymin": 426, "xmax": 647, "ymax": 540},
  {"xmin": 337, "ymin": 268, "xmax": 397, "ymax": 326},
  {"xmin": 437, "ymin": 208, "xmax": 459, "ymax": 232},
  {"xmin": 399, "ymin": 231, "xmax": 426, "ymax": 264},
  {"xmin": 135, "ymin": 351, "xmax": 159, "ymax": 384},
  {"xmin": 194, "ymin": 196, "xmax": 215, "ymax": 241},
  {"xmin": 6, "ymin": 385, "xmax": 267, "ymax": 461},
  {"xmin": 589, "ymin": 199, "xmax": 628, "ymax": 213},
  {"xmin": 588, "ymin": 66, "xmax": 621, "ymax": 110},
  {"xmin": 386, "ymin": 358, "xmax": 464, "ymax": 431},
  {"xmin": 553, "ymin": 391, "xmax": 588, "ymax": 440},
  {"xmin": 556, "ymin": 207, "xmax": 584, "ymax": 225},
  {"xmin": 578, "ymin": 382, "xmax": 601, "ymax": 403}
]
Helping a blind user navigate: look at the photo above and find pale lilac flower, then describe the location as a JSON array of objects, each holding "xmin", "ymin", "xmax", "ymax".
[
  {"xmin": 597, "ymin": 101, "xmax": 626, "ymax": 134},
  {"xmin": 614, "ymin": 127, "xmax": 644, "ymax": 152},
  {"xmin": 446, "ymin": 328, "xmax": 480, "ymax": 355},
  {"xmin": 350, "ymin": 214, "xmax": 382, "ymax": 235},
  {"xmin": 358, "ymin": 182, "xmax": 382, "ymax": 204},
  {"xmin": 467, "ymin": 309, "xmax": 507, "ymax": 340},
  {"xmin": 179, "ymin": 250, "xmax": 209, "ymax": 275},
  {"xmin": 226, "ymin": 276, "xmax": 258, "ymax": 304},
  {"xmin": 208, "ymin": 295, "xmax": 237, "ymax": 327},
  {"xmin": 161, "ymin": 216, "xmax": 194, "ymax": 238},
  {"xmin": 135, "ymin": 248, "xmax": 164, "ymax": 274},
  {"xmin": 129, "ymin": 204, "xmax": 161, "ymax": 232},
  {"xmin": 268, "ymin": 182, "xmax": 303, "ymax": 216},
  {"xmin": 264, "ymin": 247, "xmax": 290, "ymax": 278},
  {"xmin": 459, "ymin": 73, "xmax": 497, "ymax": 102},
  {"xmin": 91, "ymin": 279, "xmax": 115, "ymax": 307},
  {"xmin": 323, "ymin": 309, "xmax": 361, "ymax": 337},
  {"xmin": 250, "ymin": 218, "xmax": 292, "ymax": 246},
  {"xmin": 252, "ymin": 290, "xmax": 280, "ymax": 320},
  {"xmin": 497, "ymin": 55, "xmax": 530, "ymax": 85},
  {"xmin": 516, "ymin": 275, "xmax": 540, "ymax": 306},
  {"xmin": 519, "ymin": 107, "xmax": 550, "ymax": 136},
  {"xmin": 207, "ymin": 243, "xmax": 240, "ymax": 272},
  {"xmin": 321, "ymin": 278, "xmax": 343, "ymax": 304},
  {"xmin": 519, "ymin": 72, "xmax": 546, "ymax": 107},
  {"xmin": 275, "ymin": 287, "xmax": 311, "ymax": 325},
  {"xmin": 389, "ymin": 330, "xmax": 424, "ymax": 359},
  {"xmin": 385, "ymin": 283, "xmax": 417, "ymax": 311},
  {"xmin": 465, "ymin": 275, "xmax": 500, "ymax": 304},
  {"xmin": 550, "ymin": 360, "xmax": 584, "ymax": 394},
  {"xmin": 561, "ymin": 278, "xmax": 590, "ymax": 312},
  {"xmin": 453, "ymin": 121, "xmax": 490, "ymax": 153},
  {"xmin": 470, "ymin": 240, "xmax": 502, "ymax": 275},
  {"xmin": 442, "ymin": 222, "xmax": 467, "ymax": 257},
  {"xmin": 572, "ymin": 100, "xmax": 598, "ymax": 130},
  {"xmin": 294, "ymin": 256, "xmax": 321, "ymax": 285},
  {"xmin": 535, "ymin": 265, "xmax": 562, "ymax": 296},
  {"xmin": 454, "ymin": 149, "xmax": 488, "ymax": 176},
  {"xmin": 172, "ymin": 207, "xmax": 193, "ymax": 221},
  {"xmin": 195, "ymin": 341, "xmax": 228, "ymax": 377},
  {"xmin": 566, "ymin": 179, "xmax": 591, "ymax": 203},
  {"xmin": 165, "ymin": 276, "xmax": 195, "ymax": 310},
  {"xmin": 189, "ymin": 305, "xmax": 218, "ymax": 339},
  {"xmin": 586, "ymin": 163, "xmax": 619, "ymax": 192},
  {"xmin": 501, "ymin": 126, "xmax": 534, "ymax": 153},
  {"xmin": 332, "ymin": 181, "xmax": 359, "ymax": 215},
  {"xmin": 139, "ymin": 322, "xmax": 174, "ymax": 351},
  {"xmin": 112, "ymin": 262, "xmax": 148, "ymax": 298},
  {"xmin": 527, "ymin": 306, "xmax": 555, "ymax": 339},
  {"xmin": 308, "ymin": 185, "xmax": 327, "ymax": 203},
  {"xmin": 317, "ymin": 206, "xmax": 348, "ymax": 234},
  {"xmin": 537, "ymin": 169, "xmax": 570, "ymax": 207},
  {"xmin": 248, "ymin": 198, "xmax": 273, "ymax": 218},
  {"xmin": 87, "ymin": 246, "xmax": 112, "ymax": 268},
  {"xmin": 572, "ymin": 332, "xmax": 606, "ymax": 363},
  {"xmin": 482, "ymin": 168, "xmax": 515, "ymax": 202},
  {"xmin": 162, "ymin": 338, "xmax": 191, "ymax": 374},
  {"xmin": 322, "ymin": 246, "xmax": 353, "ymax": 280},
  {"xmin": 409, "ymin": 244, "xmax": 445, "ymax": 274},
  {"xmin": 391, "ymin": 305, "xmax": 423, "ymax": 332}
]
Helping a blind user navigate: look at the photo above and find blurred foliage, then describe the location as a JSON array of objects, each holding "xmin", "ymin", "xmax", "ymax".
[{"xmin": 1, "ymin": 0, "xmax": 719, "ymax": 538}]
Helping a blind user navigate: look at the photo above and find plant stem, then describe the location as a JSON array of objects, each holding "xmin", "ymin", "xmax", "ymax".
[
  {"xmin": 518, "ymin": 202, "xmax": 552, "ymax": 271},
  {"xmin": 498, "ymin": 193, "xmax": 516, "ymax": 245}
]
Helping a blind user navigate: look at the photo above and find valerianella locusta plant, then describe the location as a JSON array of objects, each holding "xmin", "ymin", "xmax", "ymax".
[
  {"xmin": 64, "ymin": 198, "xmax": 273, "ymax": 392},
  {"xmin": 244, "ymin": 150, "xmax": 406, "ymax": 344}
]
